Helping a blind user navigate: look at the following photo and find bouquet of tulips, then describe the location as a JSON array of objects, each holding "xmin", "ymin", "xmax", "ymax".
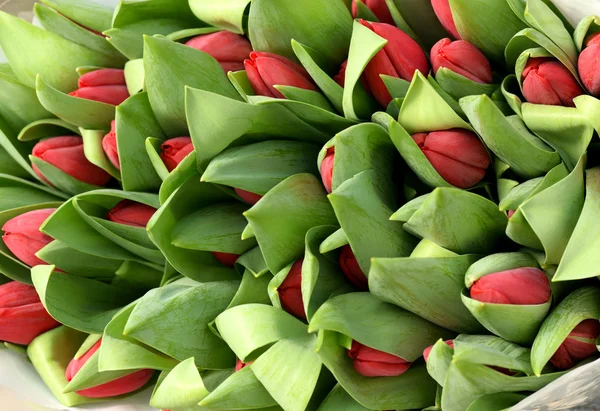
[{"xmin": 1, "ymin": 0, "xmax": 600, "ymax": 409}]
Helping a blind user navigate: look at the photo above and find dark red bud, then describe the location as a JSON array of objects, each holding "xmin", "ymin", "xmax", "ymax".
[
  {"xmin": 102, "ymin": 120, "xmax": 119, "ymax": 170},
  {"xmin": 550, "ymin": 319, "xmax": 600, "ymax": 370},
  {"xmin": 185, "ymin": 31, "xmax": 253, "ymax": 73},
  {"xmin": 2, "ymin": 209, "xmax": 56, "ymax": 267},
  {"xmin": 578, "ymin": 33, "xmax": 600, "ymax": 96},
  {"xmin": 347, "ymin": 340, "xmax": 411, "ymax": 377},
  {"xmin": 234, "ymin": 188, "xmax": 263, "ymax": 205},
  {"xmin": 69, "ymin": 69, "xmax": 129, "ymax": 106},
  {"xmin": 320, "ymin": 147, "xmax": 335, "ymax": 194},
  {"xmin": 212, "ymin": 252, "xmax": 240, "ymax": 267},
  {"xmin": 431, "ymin": 0, "xmax": 461, "ymax": 39},
  {"xmin": 107, "ymin": 200, "xmax": 157, "ymax": 228},
  {"xmin": 339, "ymin": 245, "xmax": 368, "ymax": 290},
  {"xmin": 470, "ymin": 267, "xmax": 551, "ymax": 305},
  {"xmin": 160, "ymin": 137, "xmax": 194, "ymax": 172},
  {"xmin": 351, "ymin": 0, "xmax": 394, "ymax": 25},
  {"xmin": 278, "ymin": 260, "xmax": 306, "ymax": 320},
  {"xmin": 522, "ymin": 58, "xmax": 584, "ymax": 107},
  {"xmin": 431, "ymin": 38, "xmax": 492, "ymax": 84},
  {"xmin": 334, "ymin": 60, "xmax": 348, "ymax": 87}
]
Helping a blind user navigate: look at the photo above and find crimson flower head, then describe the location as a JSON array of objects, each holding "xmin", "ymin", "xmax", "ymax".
[
  {"xmin": 522, "ymin": 58, "xmax": 584, "ymax": 107},
  {"xmin": 244, "ymin": 52, "xmax": 318, "ymax": 98},
  {"xmin": 359, "ymin": 20, "xmax": 430, "ymax": 107},
  {"xmin": 431, "ymin": 0, "xmax": 461, "ymax": 39},
  {"xmin": 550, "ymin": 319, "xmax": 600, "ymax": 370},
  {"xmin": 0, "ymin": 281, "xmax": 60, "ymax": 345},
  {"xmin": 66, "ymin": 339, "xmax": 154, "ymax": 398},
  {"xmin": 2, "ymin": 208, "xmax": 56, "ymax": 267},
  {"xmin": 160, "ymin": 137, "xmax": 194, "ymax": 172},
  {"xmin": 102, "ymin": 120, "xmax": 119, "ymax": 170},
  {"xmin": 278, "ymin": 260, "xmax": 306, "ymax": 320},
  {"xmin": 107, "ymin": 201, "xmax": 157, "ymax": 228},
  {"xmin": 412, "ymin": 129, "xmax": 490, "ymax": 189},
  {"xmin": 351, "ymin": 0, "xmax": 394, "ymax": 25},
  {"xmin": 431, "ymin": 38, "xmax": 492, "ymax": 83},
  {"xmin": 339, "ymin": 245, "xmax": 368, "ymax": 290},
  {"xmin": 347, "ymin": 340, "xmax": 411, "ymax": 377},
  {"xmin": 69, "ymin": 69, "xmax": 130, "ymax": 106},
  {"xmin": 470, "ymin": 267, "xmax": 551, "ymax": 305},
  {"xmin": 185, "ymin": 31, "xmax": 253, "ymax": 73},
  {"xmin": 234, "ymin": 188, "xmax": 262, "ymax": 206},
  {"xmin": 32, "ymin": 136, "xmax": 112, "ymax": 187},
  {"xmin": 578, "ymin": 32, "xmax": 600, "ymax": 97},
  {"xmin": 320, "ymin": 147, "xmax": 335, "ymax": 194},
  {"xmin": 212, "ymin": 252, "xmax": 240, "ymax": 268},
  {"xmin": 334, "ymin": 60, "xmax": 348, "ymax": 87}
]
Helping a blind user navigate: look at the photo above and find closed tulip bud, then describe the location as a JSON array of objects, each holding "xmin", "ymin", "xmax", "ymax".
[
  {"xmin": 0, "ymin": 281, "xmax": 60, "ymax": 345},
  {"xmin": 278, "ymin": 260, "xmax": 306, "ymax": 320},
  {"xmin": 69, "ymin": 69, "xmax": 130, "ymax": 106},
  {"xmin": 431, "ymin": 0, "xmax": 461, "ymax": 39},
  {"xmin": 578, "ymin": 33, "xmax": 600, "ymax": 96},
  {"xmin": 320, "ymin": 147, "xmax": 335, "ymax": 193},
  {"xmin": 550, "ymin": 319, "xmax": 600, "ymax": 370},
  {"xmin": 339, "ymin": 245, "xmax": 368, "ymax": 290},
  {"xmin": 2, "ymin": 209, "xmax": 56, "ymax": 267},
  {"xmin": 32, "ymin": 136, "xmax": 112, "ymax": 186},
  {"xmin": 107, "ymin": 201, "xmax": 157, "ymax": 228},
  {"xmin": 244, "ymin": 52, "xmax": 318, "ymax": 99},
  {"xmin": 347, "ymin": 340, "xmax": 411, "ymax": 377},
  {"xmin": 351, "ymin": 0, "xmax": 394, "ymax": 25},
  {"xmin": 66, "ymin": 339, "xmax": 154, "ymax": 398},
  {"xmin": 412, "ymin": 129, "xmax": 490, "ymax": 189},
  {"xmin": 470, "ymin": 267, "xmax": 551, "ymax": 305},
  {"xmin": 234, "ymin": 188, "xmax": 263, "ymax": 205},
  {"xmin": 102, "ymin": 120, "xmax": 119, "ymax": 170},
  {"xmin": 507, "ymin": 210, "xmax": 516, "ymax": 219},
  {"xmin": 431, "ymin": 38, "xmax": 492, "ymax": 83},
  {"xmin": 160, "ymin": 137, "xmax": 194, "ymax": 172},
  {"xmin": 185, "ymin": 31, "xmax": 253, "ymax": 73},
  {"xmin": 235, "ymin": 359, "xmax": 252, "ymax": 372},
  {"xmin": 423, "ymin": 339, "xmax": 454, "ymax": 362},
  {"xmin": 360, "ymin": 20, "xmax": 430, "ymax": 107},
  {"xmin": 334, "ymin": 60, "xmax": 348, "ymax": 87},
  {"xmin": 211, "ymin": 252, "xmax": 240, "ymax": 267},
  {"xmin": 522, "ymin": 58, "xmax": 584, "ymax": 107}
]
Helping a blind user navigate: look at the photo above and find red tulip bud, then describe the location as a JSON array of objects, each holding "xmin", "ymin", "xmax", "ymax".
[
  {"xmin": 235, "ymin": 359, "xmax": 252, "ymax": 371},
  {"xmin": 107, "ymin": 201, "xmax": 157, "ymax": 228},
  {"xmin": 102, "ymin": 120, "xmax": 119, "ymax": 170},
  {"xmin": 334, "ymin": 60, "xmax": 347, "ymax": 87},
  {"xmin": 347, "ymin": 340, "xmax": 411, "ymax": 377},
  {"xmin": 578, "ymin": 33, "xmax": 600, "ymax": 96},
  {"xmin": 431, "ymin": 0, "xmax": 461, "ymax": 39},
  {"xmin": 211, "ymin": 252, "xmax": 240, "ymax": 267},
  {"xmin": 522, "ymin": 58, "xmax": 584, "ymax": 107},
  {"xmin": 0, "ymin": 281, "xmax": 60, "ymax": 345},
  {"xmin": 2, "ymin": 209, "xmax": 56, "ymax": 267},
  {"xmin": 470, "ymin": 267, "xmax": 551, "ymax": 305},
  {"xmin": 160, "ymin": 137, "xmax": 194, "ymax": 172},
  {"xmin": 431, "ymin": 38, "xmax": 492, "ymax": 84},
  {"xmin": 234, "ymin": 188, "xmax": 263, "ymax": 205},
  {"xmin": 339, "ymin": 245, "xmax": 368, "ymax": 290},
  {"xmin": 359, "ymin": 20, "xmax": 430, "ymax": 107},
  {"xmin": 278, "ymin": 260, "xmax": 306, "ymax": 320},
  {"xmin": 550, "ymin": 319, "xmax": 600, "ymax": 370},
  {"xmin": 412, "ymin": 129, "xmax": 490, "ymax": 189},
  {"xmin": 69, "ymin": 69, "xmax": 130, "ymax": 106},
  {"xmin": 32, "ymin": 136, "xmax": 112, "ymax": 186},
  {"xmin": 244, "ymin": 52, "xmax": 317, "ymax": 99},
  {"xmin": 507, "ymin": 210, "xmax": 516, "ymax": 219},
  {"xmin": 320, "ymin": 147, "xmax": 335, "ymax": 194},
  {"xmin": 66, "ymin": 339, "xmax": 154, "ymax": 398},
  {"xmin": 351, "ymin": 0, "xmax": 394, "ymax": 25},
  {"xmin": 423, "ymin": 339, "xmax": 454, "ymax": 362},
  {"xmin": 185, "ymin": 31, "xmax": 253, "ymax": 73}
]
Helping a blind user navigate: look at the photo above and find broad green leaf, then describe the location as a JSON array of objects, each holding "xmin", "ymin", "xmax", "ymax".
[
  {"xmin": 19, "ymin": 119, "xmax": 79, "ymax": 142},
  {"xmin": 0, "ymin": 174, "xmax": 65, "ymax": 211},
  {"xmin": 30, "ymin": 155, "xmax": 106, "ymax": 197},
  {"xmin": 317, "ymin": 384, "xmax": 370, "ymax": 411},
  {"xmin": 466, "ymin": 392, "xmax": 527, "ymax": 411},
  {"xmin": 40, "ymin": 0, "xmax": 115, "ymax": 33},
  {"xmin": 37, "ymin": 240, "xmax": 120, "ymax": 279},
  {"xmin": 436, "ymin": 68, "xmax": 498, "ymax": 101},
  {"xmin": 387, "ymin": 0, "xmax": 450, "ymax": 50},
  {"xmin": 189, "ymin": 0, "xmax": 252, "ymax": 34},
  {"xmin": 149, "ymin": 358, "xmax": 211, "ymax": 409},
  {"xmin": 80, "ymin": 129, "xmax": 121, "ymax": 180},
  {"xmin": 124, "ymin": 59, "xmax": 145, "ymax": 95}
]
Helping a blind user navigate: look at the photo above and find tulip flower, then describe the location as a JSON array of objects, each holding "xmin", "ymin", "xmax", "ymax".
[
  {"xmin": 522, "ymin": 58, "xmax": 584, "ymax": 107},
  {"xmin": 431, "ymin": 0, "xmax": 461, "ymax": 39},
  {"xmin": 550, "ymin": 319, "xmax": 600, "ymax": 370},
  {"xmin": 423, "ymin": 339, "xmax": 454, "ymax": 362},
  {"xmin": 235, "ymin": 359, "xmax": 252, "ymax": 371},
  {"xmin": 339, "ymin": 245, "xmax": 368, "ymax": 290},
  {"xmin": 334, "ymin": 60, "xmax": 347, "ymax": 87},
  {"xmin": 107, "ymin": 201, "xmax": 157, "ymax": 228},
  {"xmin": 234, "ymin": 188, "xmax": 263, "ymax": 206},
  {"xmin": 69, "ymin": 69, "xmax": 130, "ymax": 106},
  {"xmin": 359, "ymin": 20, "xmax": 430, "ymax": 107},
  {"xmin": 185, "ymin": 31, "xmax": 253, "ymax": 73},
  {"xmin": 578, "ymin": 33, "xmax": 600, "ymax": 96},
  {"xmin": 278, "ymin": 260, "xmax": 306, "ymax": 320},
  {"xmin": 351, "ymin": 0, "xmax": 394, "ymax": 25},
  {"xmin": 212, "ymin": 252, "xmax": 240, "ymax": 268},
  {"xmin": 347, "ymin": 340, "xmax": 411, "ymax": 377},
  {"xmin": 32, "ymin": 136, "xmax": 112, "ymax": 186},
  {"xmin": 160, "ymin": 137, "xmax": 194, "ymax": 172},
  {"xmin": 244, "ymin": 52, "xmax": 318, "ymax": 99},
  {"xmin": 102, "ymin": 120, "xmax": 119, "ymax": 170},
  {"xmin": 412, "ymin": 129, "xmax": 490, "ymax": 188},
  {"xmin": 430, "ymin": 38, "xmax": 492, "ymax": 84},
  {"xmin": 320, "ymin": 147, "xmax": 335, "ymax": 193},
  {"xmin": 0, "ymin": 281, "xmax": 60, "ymax": 345},
  {"xmin": 470, "ymin": 267, "xmax": 551, "ymax": 305},
  {"xmin": 2, "ymin": 208, "xmax": 56, "ymax": 267},
  {"xmin": 66, "ymin": 339, "xmax": 154, "ymax": 398},
  {"xmin": 507, "ymin": 210, "xmax": 516, "ymax": 219}
]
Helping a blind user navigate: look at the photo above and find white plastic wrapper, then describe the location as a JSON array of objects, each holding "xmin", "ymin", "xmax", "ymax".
[{"xmin": 0, "ymin": 0, "xmax": 598, "ymax": 410}]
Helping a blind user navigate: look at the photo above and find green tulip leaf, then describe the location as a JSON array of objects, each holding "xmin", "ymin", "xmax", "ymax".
[
  {"xmin": 124, "ymin": 59, "xmax": 145, "ymax": 96},
  {"xmin": 275, "ymin": 86, "xmax": 334, "ymax": 112},
  {"xmin": 436, "ymin": 68, "xmax": 498, "ymax": 101},
  {"xmin": 37, "ymin": 240, "xmax": 121, "ymax": 279},
  {"xmin": 426, "ymin": 339, "xmax": 454, "ymax": 387},
  {"xmin": 30, "ymin": 155, "xmax": 104, "ymax": 196},
  {"xmin": 573, "ymin": 15, "xmax": 600, "ymax": 51},
  {"xmin": 227, "ymin": 268, "xmax": 272, "ymax": 309},
  {"xmin": 0, "ymin": 175, "xmax": 65, "ymax": 211},
  {"xmin": 149, "ymin": 357, "xmax": 210, "ymax": 409},
  {"xmin": 18, "ymin": 119, "xmax": 79, "ymax": 142},
  {"xmin": 158, "ymin": 151, "xmax": 198, "ymax": 204},
  {"xmin": 319, "ymin": 228, "xmax": 348, "ymax": 254},
  {"xmin": 465, "ymin": 392, "xmax": 528, "ymax": 411},
  {"xmin": 145, "ymin": 137, "xmax": 170, "ymax": 181},
  {"xmin": 317, "ymin": 384, "xmax": 370, "ymax": 411},
  {"xmin": 0, "ymin": 118, "xmax": 38, "ymax": 181},
  {"xmin": 464, "ymin": 252, "xmax": 541, "ymax": 287},
  {"xmin": 165, "ymin": 27, "xmax": 220, "ymax": 43},
  {"xmin": 574, "ymin": 95, "xmax": 600, "ymax": 143},
  {"xmin": 188, "ymin": 0, "xmax": 251, "ymax": 34},
  {"xmin": 79, "ymin": 128, "xmax": 121, "ymax": 180},
  {"xmin": 39, "ymin": 0, "xmax": 115, "ymax": 33},
  {"xmin": 235, "ymin": 246, "xmax": 270, "ymax": 278}
]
